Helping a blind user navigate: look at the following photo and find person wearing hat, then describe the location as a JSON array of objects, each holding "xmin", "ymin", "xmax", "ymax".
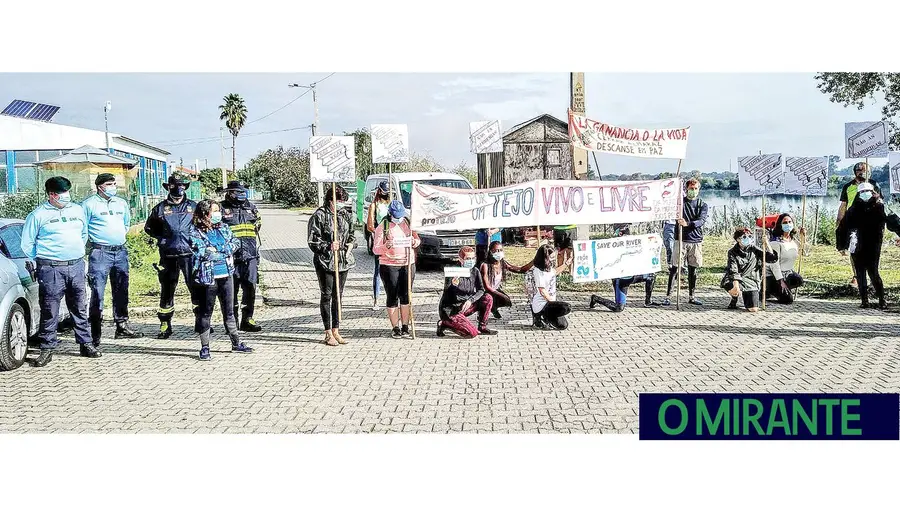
[
  {"xmin": 307, "ymin": 185, "xmax": 356, "ymax": 346},
  {"xmin": 81, "ymin": 173, "xmax": 140, "ymax": 346},
  {"xmin": 220, "ymin": 180, "xmax": 262, "ymax": 332},
  {"xmin": 839, "ymin": 182, "xmax": 900, "ymax": 309},
  {"xmin": 144, "ymin": 174, "xmax": 199, "ymax": 339},
  {"xmin": 837, "ymin": 162, "xmax": 883, "ymax": 288},
  {"xmin": 20, "ymin": 176, "xmax": 93, "ymax": 367},
  {"xmin": 372, "ymin": 200, "xmax": 422, "ymax": 337},
  {"xmin": 366, "ymin": 180, "xmax": 391, "ymax": 310}
]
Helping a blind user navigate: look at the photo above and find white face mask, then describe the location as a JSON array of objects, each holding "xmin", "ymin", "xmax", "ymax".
[
  {"xmin": 859, "ymin": 191, "xmax": 873, "ymax": 202},
  {"xmin": 101, "ymin": 185, "xmax": 117, "ymax": 197},
  {"xmin": 462, "ymin": 258, "xmax": 476, "ymax": 269},
  {"xmin": 55, "ymin": 192, "xmax": 72, "ymax": 204},
  {"xmin": 492, "ymin": 251, "xmax": 505, "ymax": 261}
]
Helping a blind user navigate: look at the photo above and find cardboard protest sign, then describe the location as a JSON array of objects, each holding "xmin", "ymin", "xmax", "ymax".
[
  {"xmin": 410, "ymin": 178, "xmax": 682, "ymax": 232},
  {"xmin": 371, "ymin": 124, "xmax": 410, "ymax": 163},
  {"xmin": 784, "ymin": 156, "xmax": 828, "ymax": 196},
  {"xmin": 572, "ymin": 234, "xmax": 663, "ymax": 283},
  {"xmin": 391, "ymin": 236, "xmax": 412, "ymax": 249},
  {"xmin": 469, "ymin": 120, "xmax": 503, "ymax": 154},
  {"xmin": 845, "ymin": 121, "xmax": 889, "ymax": 159},
  {"xmin": 444, "ymin": 266, "xmax": 471, "ymax": 278},
  {"xmin": 309, "ymin": 136, "xmax": 356, "ymax": 182},
  {"xmin": 737, "ymin": 153, "xmax": 784, "ymax": 196},
  {"xmin": 568, "ymin": 111, "xmax": 690, "ymax": 160},
  {"xmin": 890, "ymin": 152, "xmax": 900, "ymax": 194}
]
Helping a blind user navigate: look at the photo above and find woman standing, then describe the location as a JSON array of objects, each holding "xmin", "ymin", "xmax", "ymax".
[
  {"xmin": 373, "ymin": 200, "xmax": 421, "ymax": 337},
  {"xmin": 437, "ymin": 246, "xmax": 497, "ymax": 338},
  {"xmin": 307, "ymin": 185, "xmax": 356, "ymax": 346},
  {"xmin": 840, "ymin": 182, "xmax": 900, "ymax": 309},
  {"xmin": 190, "ymin": 199, "xmax": 254, "ymax": 360},
  {"xmin": 721, "ymin": 227, "xmax": 778, "ymax": 312},
  {"xmin": 480, "ymin": 240, "xmax": 533, "ymax": 319},
  {"xmin": 367, "ymin": 180, "xmax": 391, "ymax": 310},
  {"xmin": 526, "ymin": 244, "xmax": 573, "ymax": 330},
  {"xmin": 764, "ymin": 213, "xmax": 805, "ymax": 304}
]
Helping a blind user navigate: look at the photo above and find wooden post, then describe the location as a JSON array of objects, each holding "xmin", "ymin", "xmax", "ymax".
[
  {"xmin": 760, "ymin": 194, "xmax": 767, "ymax": 311},
  {"xmin": 812, "ymin": 204, "xmax": 819, "ymax": 247},
  {"xmin": 407, "ymin": 236, "xmax": 416, "ymax": 339},
  {"xmin": 535, "ymin": 180, "xmax": 542, "ymax": 249},
  {"xmin": 798, "ymin": 191, "xmax": 807, "ymax": 274},
  {"xmin": 388, "ymin": 162, "xmax": 393, "ymax": 200},
  {"xmin": 332, "ymin": 182, "xmax": 343, "ymax": 323},
  {"xmin": 674, "ymin": 159, "xmax": 683, "ymax": 311}
]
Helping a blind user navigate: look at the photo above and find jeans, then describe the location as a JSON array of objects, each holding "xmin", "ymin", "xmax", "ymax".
[
  {"xmin": 158, "ymin": 255, "xmax": 197, "ymax": 323},
  {"xmin": 37, "ymin": 258, "xmax": 91, "ymax": 350},
  {"xmin": 662, "ymin": 222, "xmax": 676, "ymax": 266},
  {"xmin": 233, "ymin": 258, "xmax": 258, "ymax": 320},
  {"xmin": 373, "ymin": 255, "xmax": 382, "ymax": 299},
  {"xmin": 315, "ymin": 265, "xmax": 348, "ymax": 330},
  {"xmin": 87, "ymin": 247, "xmax": 130, "ymax": 333}
]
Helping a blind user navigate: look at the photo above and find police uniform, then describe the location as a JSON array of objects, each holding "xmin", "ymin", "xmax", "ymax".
[
  {"xmin": 220, "ymin": 181, "xmax": 262, "ymax": 331},
  {"xmin": 144, "ymin": 175, "xmax": 197, "ymax": 339},
  {"xmin": 20, "ymin": 176, "xmax": 94, "ymax": 367},
  {"xmin": 82, "ymin": 173, "xmax": 138, "ymax": 344}
]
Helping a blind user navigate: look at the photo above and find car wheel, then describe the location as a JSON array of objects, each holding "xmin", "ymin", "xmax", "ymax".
[{"xmin": 0, "ymin": 303, "xmax": 29, "ymax": 371}]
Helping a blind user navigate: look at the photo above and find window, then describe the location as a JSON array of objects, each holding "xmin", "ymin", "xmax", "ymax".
[
  {"xmin": 16, "ymin": 167, "xmax": 38, "ymax": 191},
  {"xmin": 547, "ymin": 149, "xmax": 561, "ymax": 166},
  {"xmin": 14, "ymin": 151, "xmax": 37, "ymax": 165},
  {"xmin": 36, "ymin": 150, "xmax": 62, "ymax": 161},
  {"xmin": 398, "ymin": 179, "xmax": 472, "ymax": 209},
  {"xmin": 0, "ymin": 170, "xmax": 7, "ymax": 194},
  {"xmin": 0, "ymin": 150, "xmax": 6, "ymax": 165},
  {"xmin": 0, "ymin": 224, "xmax": 26, "ymax": 259}
]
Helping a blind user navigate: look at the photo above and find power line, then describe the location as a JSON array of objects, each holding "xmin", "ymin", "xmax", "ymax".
[
  {"xmin": 160, "ymin": 125, "xmax": 312, "ymax": 148},
  {"xmin": 245, "ymin": 72, "xmax": 335, "ymax": 125}
]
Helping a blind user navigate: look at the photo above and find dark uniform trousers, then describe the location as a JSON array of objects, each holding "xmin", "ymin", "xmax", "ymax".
[
  {"xmin": 87, "ymin": 245, "xmax": 129, "ymax": 341},
  {"xmin": 37, "ymin": 258, "xmax": 92, "ymax": 350},
  {"xmin": 158, "ymin": 254, "xmax": 199, "ymax": 323},
  {"xmin": 233, "ymin": 258, "xmax": 258, "ymax": 320}
]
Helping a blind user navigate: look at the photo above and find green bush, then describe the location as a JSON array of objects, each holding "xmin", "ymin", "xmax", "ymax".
[
  {"xmin": 0, "ymin": 193, "xmax": 43, "ymax": 220},
  {"xmin": 126, "ymin": 231, "xmax": 159, "ymax": 269}
]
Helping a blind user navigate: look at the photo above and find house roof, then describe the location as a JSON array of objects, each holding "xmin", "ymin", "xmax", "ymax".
[
  {"xmin": 502, "ymin": 113, "xmax": 568, "ymax": 139},
  {"xmin": 114, "ymin": 135, "xmax": 171, "ymax": 156},
  {"xmin": 37, "ymin": 145, "xmax": 138, "ymax": 166}
]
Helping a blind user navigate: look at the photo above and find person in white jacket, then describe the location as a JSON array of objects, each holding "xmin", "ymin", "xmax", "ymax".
[{"xmin": 764, "ymin": 213, "xmax": 805, "ymax": 304}]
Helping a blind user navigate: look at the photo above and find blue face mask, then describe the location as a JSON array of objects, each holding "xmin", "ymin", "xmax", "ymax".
[
  {"xmin": 211, "ymin": 211, "xmax": 222, "ymax": 224},
  {"xmin": 740, "ymin": 236, "xmax": 752, "ymax": 247},
  {"xmin": 462, "ymin": 259, "xmax": 476, "ymax": 269},
  {"xmin": 859, "ymin": 191, "xmax": 873, "ymax": 202},
  {"xmin": 101, "ymin": 185, "xmax": 117, "ymax": 197},
  {"xmin": 781, "ymin": 223, "xmax": 793, "ymax": 233},
  {"xmin": 391, "ymin": 216, "xmax": 403, "ymax": 224}
]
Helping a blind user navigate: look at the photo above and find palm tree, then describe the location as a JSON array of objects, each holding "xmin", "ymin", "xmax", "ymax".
[{"xmin": 219, "ymin": 94, "xmax": 248, "ymax": 172}]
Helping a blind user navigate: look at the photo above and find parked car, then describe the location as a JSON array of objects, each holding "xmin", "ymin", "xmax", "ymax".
[
  {"xmin": 0, "ymin": 218, "xmax": 70, "ymax": 371},
  {"xmin": 361, "ymin": 172, "xmax": 476, "ymax": 263}
]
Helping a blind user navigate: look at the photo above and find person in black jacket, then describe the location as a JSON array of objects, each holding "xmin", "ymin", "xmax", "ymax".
[
  {"xmin": 307, "ymin": 185, "xmax": 356, "ymax": 346},
  {"xmin": 437, "ymin": 246, "xmax": 497, "ymax": 338},
  {"xmin": 144, "ymin": 174, "xmax": 198, "ymax": 339},
  {"xmin": 722, "ymin": 227, "xmax": 778, "ymax": 312},
  {"xmin": 220, "ymin": 180, "xmax": 262, "ymax": 332},
  {"xmin": 664, "ymin": 178, "xmax": 708, "ymax": 306},
  {"xmin": 840, "ymin": 182, "xmax": 900, "ymax": 309}
]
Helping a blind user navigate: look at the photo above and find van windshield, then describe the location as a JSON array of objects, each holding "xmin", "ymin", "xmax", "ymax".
[{"xmin": 398, "ymin": 179, "xmax": 472, "ymax": 208}]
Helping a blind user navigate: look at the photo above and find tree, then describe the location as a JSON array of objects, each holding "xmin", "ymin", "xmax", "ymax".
[
  {"xmin": 219, "ymin": 93, "xmax": 248, "ymax": 172},
  {"xmin": 815, "ymin": 73, "xmax": 900, "ymax": 148},
  {"xmin": 452, "ymin": 161, "xmax": 477, "ymax": 187},
  {"xmin": 244, "ymin": 146, "xmax": 317, "ymax": 206},
  {"xmin": 198, "ymin": 168, "xmax": 234, "ymax": 199}
]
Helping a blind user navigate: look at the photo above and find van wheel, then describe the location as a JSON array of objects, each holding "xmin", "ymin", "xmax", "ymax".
[{"xmin": 0, "ymin": 303, "xmax": 29, "ymax": 371}]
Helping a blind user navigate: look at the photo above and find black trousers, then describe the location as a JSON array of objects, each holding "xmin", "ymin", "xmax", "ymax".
[
  {"xmin": 158, "ymin": 255, "xmax": 197, "ymax": 323},
  {"xmin": 490, "ymin": 288, "xmax": 513, "ymax": 309},
  {"xmin": 537, "ymin": 301, "xmax": 571, "ymax": 330},
  {"xmin": 233, "ymin": 258, "xmax": 258, "ymax": 320},
  {"xmin": 379, "ymin": 264, "xmax": 416, "ymax": 308},
  {"xmin": 764, "ymin": 272, "xmax": 803, "ymax": 304},
  {"xmin": 194, "ymin": 277, "xmax": 238, "ymax": 333},
  {"xmin": 316, "ymin": 265, "xmax": 348, "ymax": 330},
  {"xmin": 852, "ymin": 251, "xmax": 884, "ymax": 304}
]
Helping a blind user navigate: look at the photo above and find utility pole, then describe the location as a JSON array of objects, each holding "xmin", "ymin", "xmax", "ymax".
[
  {"xmin": 220, "ymin": 127, "xmax": 227, "ymax": 188},
  {"xmin": 104, "ymin": 101, "xmax": 112, "ymax": 153},
  {"xmin": 290, "ymin": 81, "xmax": 323, "ymax": 206},
  {"xmin": 569, "ymin": 73, "xmax": 587, "ymax": 180}
]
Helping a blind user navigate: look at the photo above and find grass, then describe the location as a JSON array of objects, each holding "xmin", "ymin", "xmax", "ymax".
[{"xmin": 500, "ymin": 235, "xmax": 900, "ymax": 302}]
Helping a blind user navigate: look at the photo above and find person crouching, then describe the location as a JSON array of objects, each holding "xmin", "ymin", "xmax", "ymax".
[
  {"xmin": 722, "ymin": 227, "xmax": 778, "ymax": 313},
  {"xmin": 437, "ymin": 246, "xmax": 497, "ymax": 338}
]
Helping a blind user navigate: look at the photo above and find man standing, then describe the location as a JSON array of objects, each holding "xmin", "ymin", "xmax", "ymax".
[
  {"xmin": 837, "ymin": 161, "xmax": 882, "ymax": 288},
  {"xmin": 20, "ymin": 176, "xmax": 94, "ymax": 367},
  {"xmin": 220, "ymin": 180, "xmax": 262, "ymax": 332},
  {"xmin": 82, "ymin": 173, "xmax": 140, "ymax": 346},
  {"xmin": 663, "ymin": 178, "xmax": 708, "ymax": 306},
  {"xmin": 144, "ymin": 174, "xmax": 197, "ymax": 339}
]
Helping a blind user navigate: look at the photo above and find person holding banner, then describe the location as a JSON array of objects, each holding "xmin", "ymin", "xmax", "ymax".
[
  {"xmin": 763, "ymin": 213, "xmax": 805, "ymax": 304},
  {"xmin": 664, "ymin": 178, "xmax": 708, "ymax": 306},
  {"xmin": 373, "ymin": 200, "xmax": 421, "ymax": 337},
  {"xmin": 526, "ymin": 244, "xmax": 573, "ymax": 330},
  {"xmin": 437, "ymin": 246, "xmax": 497, "ymax": 338},
  {"xmin": 836, "ymin": 162, "xmax": 882, "ymax": 288},
  {"xmin": 307, "ymin": 186, "xmax": 356, "ymax": 346},
  {"xmin": 588, "ymin": 225, "xmax": 660, "ymax": 312},
  {"xmin": 480, "ymin": 240, "xmax": 533, "ymax": 319},
  {"xmin": 721, "ymin": 227, "xmax": 778, "ymax": 312},
  {"xmin": 367, "ymin": 181, "xmax": 391, "ymax": 310}
]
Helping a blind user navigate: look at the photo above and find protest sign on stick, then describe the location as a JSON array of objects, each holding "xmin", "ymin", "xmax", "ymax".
[
  {"xmin": 845, "ymin": 121, "xmax": 889, "ymax": 159},
  {"xmin": 568, "ymin": 110, "xmax": 690, "ymax": 160},
  {"xmin": 784, "ymin": 156, "xmax": 828, "ymax": 196},
  {"xmin": 371, "ymin": 124, "xmax": 410, "ymax": 164},
  {"xmin": 889, "ymin": 152, "xmax": 900, "ymax": 194},
  {"xmin": 469, "ymin": 120, "xmax": 503, "ymax": 154},
  {"xmin": 573, "ymin": 234, "xmax": 663, "ymax": 283},
  {"xmin": 737, "ymin": 153, "xmax": 784, "ymax": 196}
]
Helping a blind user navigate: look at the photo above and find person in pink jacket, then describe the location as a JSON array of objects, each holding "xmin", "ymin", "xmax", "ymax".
[{"xmin": 373, "ymin": 200, "xmax": 422, "ymax": 337}]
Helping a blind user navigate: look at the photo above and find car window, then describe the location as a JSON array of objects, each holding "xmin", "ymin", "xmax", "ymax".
[
  {"xmin": 0, "ymin": 224, "xmax": 26, "ymax": 259},
  {"xmin": 364, "ymin": 178, "xmax": 382, "ymax": 204},
  {"xmin": 398, "ymin": 179, "xmax": 472, "ymax": 208}
]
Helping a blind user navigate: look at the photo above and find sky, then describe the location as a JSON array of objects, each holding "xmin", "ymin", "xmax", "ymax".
[{"xmin": 0, "ymin": 72, "xmax": 887, "ymax": 175}]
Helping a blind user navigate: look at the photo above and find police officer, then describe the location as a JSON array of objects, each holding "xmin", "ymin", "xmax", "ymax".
[
  {"xmin": 220, "ymin": 180, "xmax": 262, "ymax": 332},
  {"xmin": 82, "ymin": 173, "xmax": 140, "ymax": 345},
  {"xmin": 144, "ymin": 174, "xmax": 197, "ymax": 339},
  {"xmin": 20, "ymin": 176, "xmax": 94, "ymax": 367}
]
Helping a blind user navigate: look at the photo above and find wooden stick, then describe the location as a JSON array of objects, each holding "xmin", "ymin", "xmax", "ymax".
[
  {"xmin": 535, "ymin": 180, "xmax": 541, "ymax": 249},
  {"xmin": 761, "ymin": 194, "xmax": 767, "ymax": 311},
  {"xmin": 332, "ymin": 182, "xmax": 343, "ymax": 323},
  {"xmin": 407, "ymin": 233, "xmax": 416, "ymax": 339},
  {"xmin": 388, "ymin": 162, "xmax": 393, "ymax": 200},
  {"xmin": 674, "ymin": 159, "xmax": 683, "ymax": 311},
  {"xmin": 798, "ymin": 191, "xmax": 807, "ymax": 274}
]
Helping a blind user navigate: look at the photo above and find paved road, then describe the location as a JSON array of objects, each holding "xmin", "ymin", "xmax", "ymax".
[{"xmin": 2, "ymin": 204, "xmax": 899, "ymax": 433}]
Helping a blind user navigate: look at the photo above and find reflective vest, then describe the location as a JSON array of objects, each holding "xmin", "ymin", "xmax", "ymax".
[{"xmin": 220, "ymin": 199, "xmax": 261, "ymax": 262}]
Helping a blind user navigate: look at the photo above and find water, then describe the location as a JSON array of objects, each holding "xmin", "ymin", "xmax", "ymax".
[{"xmin": 700, "ymin": 190, "xmax": 841, "ymax": 214}]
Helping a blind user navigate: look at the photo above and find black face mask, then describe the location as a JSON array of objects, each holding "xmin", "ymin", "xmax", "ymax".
[{"xmin": 170, "ymin": 186, "xmax": 186, "ymax": 198}]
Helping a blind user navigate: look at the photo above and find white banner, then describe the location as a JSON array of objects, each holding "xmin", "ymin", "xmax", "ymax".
[
  {"xmin": 737, "ymin": 153, "xmax": 784, "ymax": 196},
  {"xmin": 890, "ymin": 152, "xmax": 900, "ymax": 194},
  {"xmin": 469, "ymin": 120, "xmax": 503, "ymax": 154},
  {"xmin": 568, "ymin": 110, "xmax": 690, "ymax": 160},
  {"xmin": 845, "ymin": 121, "xmax": 889, "ymax": 159},
  {"xmin": 371, "ymin": 124, "xmax": 410, "ymax": 163},
  {"xmin": 309, "ymin": 136, "xmax": 356, "ymax": 182},
  {"xmin": 410, "ymin": 178, "xmax": 682, "ymax": 231},
  {"xmin": 573, "ymin": 234, "xmax": 663, "ymax": 283},
  {"xmin": 784, "ymin": 156, "xmax": 828, "ymax": 196}
]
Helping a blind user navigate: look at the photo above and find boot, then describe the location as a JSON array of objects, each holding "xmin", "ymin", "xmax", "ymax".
[
  {"xmin": 332, "ymin": 328, "xmax": 347, "ymax": 344},
  {"xmin": 240, "ymin": 316, "xmax": 262, "ymax": 332},
  {"xmin": 157, "ymin": 321, "xmax": 173, "ymax": 339},
  {"xmin": 79, "ymin": 343, "xmax": 102, "ymax": 358},
  {"xmin": 32, "ymin": 349, "xmax": 53, "ymax": 367},
  {"xmin": 90, "ymin": 319, "xmax": 102, "ymax": 347},
  {"xmin": 115, "ymin": 321, "xmax": 140, "ymax": 339}
]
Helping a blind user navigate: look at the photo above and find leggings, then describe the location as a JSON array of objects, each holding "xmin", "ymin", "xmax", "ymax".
[
  {"xmin": 852, "ymin": 252, "xmax": 884, "ymax": 304},
  {"xmin": 379, "ymin": 264, "xmax": 416, "ymax": 308},
  {"xmin": 488, "ymin": 288, "xmax": 513, "ymax": 309},
  {"xmin": 764, "ymin": 272, "xmax": 803, "ymax": 304},
  {"xmin": 537, "ymin": 301, "xmax": 571, "ymax": 330},
  {"xmin": 440, "ymin": 294, "xmax": 493, "ymax": 338},
  {"xmin": 666, "ymin": 265, "xmax": 697, "ymax": 297},
  {"xmin": 195, "ymin": 276, "xmax": 240, "ymax": 347},
  {"xmin": 315, "ymin": 264, "xmax": 348, "ymax": 330},
  {"xmin": 373, "ymin": 255, "xmax": 382, "ymax": 299}
]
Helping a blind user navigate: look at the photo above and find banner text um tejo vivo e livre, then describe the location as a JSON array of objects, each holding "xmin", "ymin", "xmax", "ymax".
[{"xmin": 410, "ymin": 178, "xmax": 683, "ymax": 232}]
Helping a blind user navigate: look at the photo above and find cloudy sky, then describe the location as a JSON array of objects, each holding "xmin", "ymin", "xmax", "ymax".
[{"xmin": 0, "ymin": 73, "xmax": 885, "ymax": 174}]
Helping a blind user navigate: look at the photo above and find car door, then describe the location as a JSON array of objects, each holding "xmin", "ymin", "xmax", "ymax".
[{"xmin": 0, "ymin": 223, "xmax": 38, "ymax": 328}]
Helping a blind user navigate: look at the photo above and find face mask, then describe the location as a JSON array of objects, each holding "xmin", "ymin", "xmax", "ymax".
[
  {"xmin": 102, "ymin": 185, "xmax": 118, "ymax": 197},
  {"xmin": 740, "ymin": 236, "xmax": 752, "ymax": 247},
  {"xmin": 170, "ymin": 186, "xmax": 185, "ymax": 198},
  {"xmin": 686, "ymin": 189, "xmax": 699, "ymax": 200},
  {"xmin": 210, "ymin": 211, "xmax": 222, "ymax": 224},
  {"xmin": 781, "ymin": 223, "xmax": 793, "ymax": 233},
  {"xmin": 492, "ymin": 251, "xmax": 505, "ymax": 261},
  {"xmin": 54, "ymin": 192, "xmax": 72, "ymax": 204},
  {"xmin": 856, "ymin": 172, "xmax": 867, "ymax": 181},
  {"xmin": 234, "ymin": 191, "xmax": 247, "ymax": 201},
  {"xmin": 462, "ymin": 259, "xmax": 476, "ymax": 269},
  {"xmin": 391, "ymin": 217, "xmax": 403, "ymax": 224},
  {"xmin": 859, "ymin": 191, "xmax": 873, "ymax": 202}
]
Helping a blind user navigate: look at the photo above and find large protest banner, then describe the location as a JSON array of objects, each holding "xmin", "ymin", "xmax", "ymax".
[
  {"xmin": 572, "ymin": 234, "xmax": 663, "ymax": 283},
  {"xmin": 410, "ymin": 178, "xmax": 682, "ymax": 232},
  {"xmin": 568, "ymin": 111, "xmax": 690, "ymax": 160}
]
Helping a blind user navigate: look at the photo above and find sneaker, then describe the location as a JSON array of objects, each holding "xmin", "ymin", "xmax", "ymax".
[
  {"xmin": 157, "ymin": 322, "xmax": 172, "ymax": 340},
  {"xmin": 491, "ymin": 309, "xmax": 502, "ymax": 319},
  {"xmin": 231, "ymin": 342, "xmax": 254, "ymax": 353},
  {"xmin": 532, "ymin": 315, "xmax": 547, "ymax": 329},
  {"xmin": 661, "ymin": 298, "xmax": 671, "ymax": 306},
  {"xmin": 400, "ymin": 324, "xmax": 410, "ymax": 336},
  {"xmin": 199, "ymin": 347, "xmax": 211, "ymax": 361},
  {"xmin": 436, "ymin": 323, "xmax": 446, "ymax": 337},
  {"xmin": 689, "ymin": 297, "xmax": 703, "ymax": 306},
  {"xmin": 478, "ymin": 326, "xmax": 498, "ymax": 335},
  {"xmin": 240, "ymin": 318, "xmax": 262, "ymax": 332},
  {"xmin": 371, "ymin": 297, "xmax": 379, "ymax": 311},
  {"xmin": 849, "ymin": 277, "xmax": 858, "ymax": 288},
  {"xmin": 392, "ymin": 326, "xmax": 402, "ymax": 338},
  {"xmin": 644, "ymin": 300, "xmax": 661, "ymax": 307}
]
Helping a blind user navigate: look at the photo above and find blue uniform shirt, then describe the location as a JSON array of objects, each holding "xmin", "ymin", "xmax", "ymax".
[
  {"xmin": 21, "ymin": 201, "xmax": 88, "ymax": 261},
  {"xmin": 81, "ymin": 193, "xmax": 131, "ymax": 246},
  {"xmin": 475, "ymin": 228, "xmax": 502, "ymax": 245}
]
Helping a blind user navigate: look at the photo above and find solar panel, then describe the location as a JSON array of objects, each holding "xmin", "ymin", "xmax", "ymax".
[{"xmin": 0, "ymin": 99, "xmax": 60, "ymax": 122}]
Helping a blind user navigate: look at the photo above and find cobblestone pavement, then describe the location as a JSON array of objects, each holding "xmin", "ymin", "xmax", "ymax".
[{"xmin": 3, "ymin": 203, "xmax": 900, "ymax": 434}]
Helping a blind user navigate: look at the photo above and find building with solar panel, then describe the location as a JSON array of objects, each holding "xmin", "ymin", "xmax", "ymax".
[{"xmin": 0, "ymin": 99, "xmax": 172, "ymax": 220}]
